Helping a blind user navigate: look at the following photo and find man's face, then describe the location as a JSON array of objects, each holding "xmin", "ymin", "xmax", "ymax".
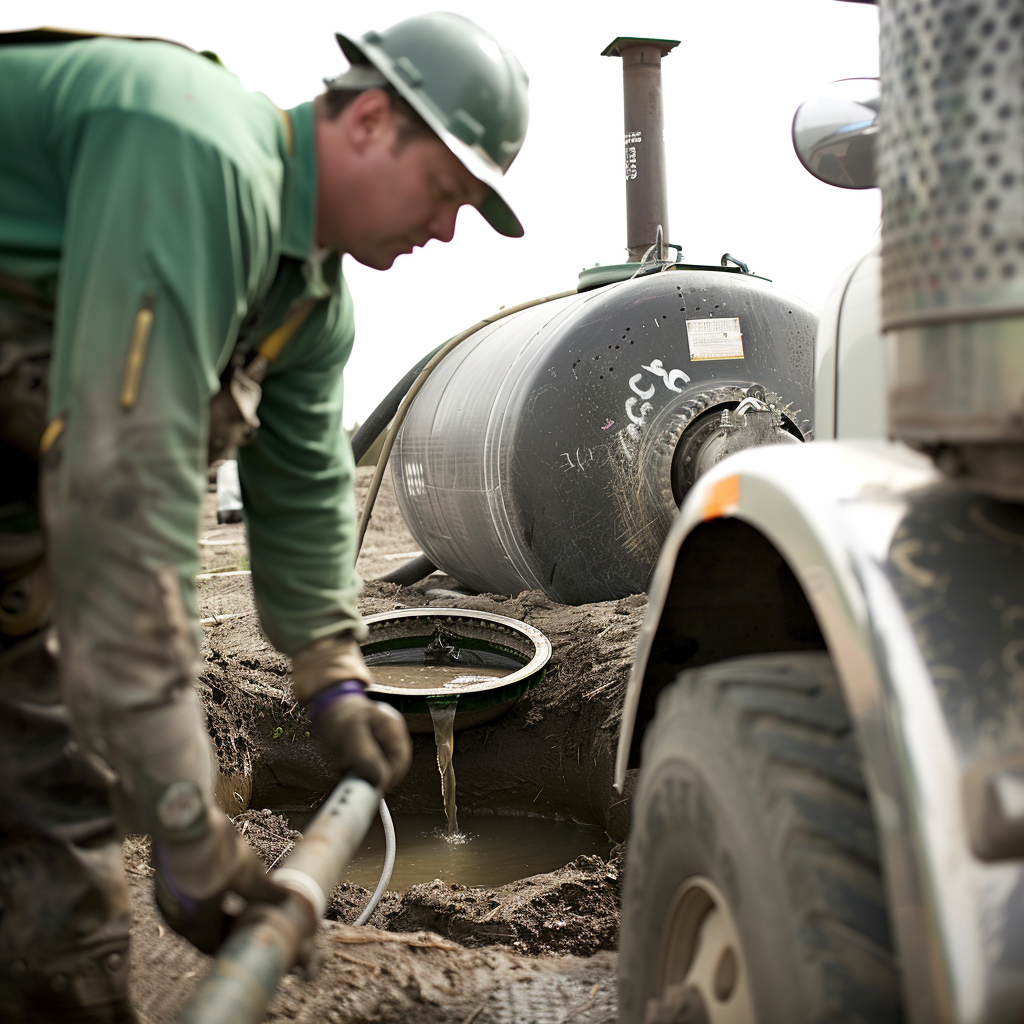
[{"xmin": 316, "ymin": 90, "xmax": 489, "ymax": 270}]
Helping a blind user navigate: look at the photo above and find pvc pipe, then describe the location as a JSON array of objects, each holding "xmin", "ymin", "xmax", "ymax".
[{"xmin": 176, "ymin": 775, "xmax": 380, "ymax": 1024}]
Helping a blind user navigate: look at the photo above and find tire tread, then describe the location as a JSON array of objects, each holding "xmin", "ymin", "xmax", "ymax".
[{"xmin": 632, "ymin": 651, "xmax": 901, "ymax": 1023}]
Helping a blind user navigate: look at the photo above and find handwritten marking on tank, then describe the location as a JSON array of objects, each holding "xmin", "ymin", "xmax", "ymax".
[
  {"xmin": 625, "ymin": 398, "xmax": 654, "ymax": 434},
  {"xmin": 890, "ymin": 538, "xmax": 939, "ymax": 590},
  {"xmin": 685, "ymin": 316, "xmax": 744, "ymax": 360},
  {"xmin": 642, "ymin": 359, "xmax": 691, "ymax": 392},
  {"xmin": 629, "ymin": 374, "xmax": 656, "ymax": 400},
  {"xmin": 1002, "ymin": 605, "xmax": 1024, "ymax": 631},
  {"xmin": 1002, "ymin": 638, "xmax": 1024, "ymax": 678},
  {"xmin": 622, "ymin": 358, "xmax": 691, "ymax": 440},
  {"xmin": 560, "ymin": 448, "xmax": 596, "ymax": 472}
]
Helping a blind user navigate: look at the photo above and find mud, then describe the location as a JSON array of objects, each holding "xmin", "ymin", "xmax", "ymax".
[{"xmin": 124, "ymin": 466, "xmax": 643, "ymax": 1022}]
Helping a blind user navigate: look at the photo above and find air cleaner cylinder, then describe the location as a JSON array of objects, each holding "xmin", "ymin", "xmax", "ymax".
[
  {"xmin": 880, "ymin": 0, "xmax": 1024, "ymax": 500},
  {"xmin": 603, "ymin": 37, "xmax": 680, "ymax": 261}
]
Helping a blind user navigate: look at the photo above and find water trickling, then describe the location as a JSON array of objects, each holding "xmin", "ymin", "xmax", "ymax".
[{"xmin": 429, "ymin": 701, "xmax": 459, "ymax": 835}]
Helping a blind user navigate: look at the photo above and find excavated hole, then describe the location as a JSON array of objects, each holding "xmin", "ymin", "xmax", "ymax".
[
  {"xmin": 120, "ymin": 468, "xmax": 641, "ymax": 1021},
  {"xmin": 192, "ymin": 488, "xmax": 645, "ymax": 959}
]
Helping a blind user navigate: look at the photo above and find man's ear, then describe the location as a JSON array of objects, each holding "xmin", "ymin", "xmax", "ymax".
[{"xmin": 344, "ymin": 88, "xmax": 394, "ymax": 155}]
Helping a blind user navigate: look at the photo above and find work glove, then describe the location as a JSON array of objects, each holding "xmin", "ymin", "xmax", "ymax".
[
  {"xmin": 292, "ymin": 634, "xmax": 412, "ymax": 792},
  {"xmin": 153, "ymin": 799, "xmax": 289, "ymax": 954}
]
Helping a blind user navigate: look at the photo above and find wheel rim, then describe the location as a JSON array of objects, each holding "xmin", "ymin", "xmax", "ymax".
[{"xmin": 648, "ymin": 876, "xmax": 755, "ymax": 1024}]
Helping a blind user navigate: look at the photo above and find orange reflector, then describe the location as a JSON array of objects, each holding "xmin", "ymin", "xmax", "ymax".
[{"xmin": 703, "ymin": 474, "xmax": 740, "ymax": 520}]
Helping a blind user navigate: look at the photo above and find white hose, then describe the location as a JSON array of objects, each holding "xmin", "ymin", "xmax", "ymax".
[{"xmin": 354, "ymin": 798, "xmax": 395, "ymax": 926}]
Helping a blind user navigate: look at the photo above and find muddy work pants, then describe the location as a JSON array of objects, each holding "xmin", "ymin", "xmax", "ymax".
[
  {"xmin": 0, "ymin": 295, "xmax": 134, "ymax": 1022},
  {"xmin": 0, "ymin": 624, "xmax": 133, "ymax": 1022}
]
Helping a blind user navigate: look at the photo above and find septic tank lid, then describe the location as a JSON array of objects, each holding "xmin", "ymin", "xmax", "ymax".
[{"xmin": 359, "ymin": 608, "xmax": 551, "ymax": 717}]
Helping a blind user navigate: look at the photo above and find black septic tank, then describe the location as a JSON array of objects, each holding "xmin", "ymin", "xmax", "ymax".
[{"xmin": 391, "ymin": 266, "xmax": 816, "ymax": 604}]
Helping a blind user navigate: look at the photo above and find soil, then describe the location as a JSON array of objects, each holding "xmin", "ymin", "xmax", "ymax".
[{"xmin": 126, "ymin": 466, "xmax": 644, "ymax": 1023}]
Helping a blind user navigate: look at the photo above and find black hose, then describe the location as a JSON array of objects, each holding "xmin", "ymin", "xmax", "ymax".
[
  {"xmin": 350, "ymin": 343, "xmax": 444, "ymax": 463},
  {"xmin": 351, "ymin": 348, "xmax": 443, "ymax": 587},
  {"xmin": 379, "ymin": 553, "xmax": 438, "ymax": 586}
]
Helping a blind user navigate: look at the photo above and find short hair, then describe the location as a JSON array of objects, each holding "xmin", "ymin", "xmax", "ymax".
[{"xmin": 322, "ymin": 85, "xmax": 435, "ymax": 147}]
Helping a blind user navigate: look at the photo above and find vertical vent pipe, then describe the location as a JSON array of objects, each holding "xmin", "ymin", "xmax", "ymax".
[{"xmin": 602, "ymin": 36, "xmax": 680, "ymax": 262}]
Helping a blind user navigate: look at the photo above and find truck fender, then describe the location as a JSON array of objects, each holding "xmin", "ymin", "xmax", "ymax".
[{"xmin": 616, "ymin": 439, "xmax": 1024, "ymax": 1024}]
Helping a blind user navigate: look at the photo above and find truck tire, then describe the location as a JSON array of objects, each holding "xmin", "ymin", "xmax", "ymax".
[{"xmin": 618, "ymin": 652, "xmax": 902, "ymax": 1024}]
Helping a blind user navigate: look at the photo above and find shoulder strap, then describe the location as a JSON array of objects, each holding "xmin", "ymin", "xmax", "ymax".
[{"xmin": 0, "ymin": 27, "xmax": 207, "ymax": 57}]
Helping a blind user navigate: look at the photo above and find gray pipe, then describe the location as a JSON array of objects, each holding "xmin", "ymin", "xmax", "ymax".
[
  {"xmin": 176, "ymin": 775, "xmax": 381, "ymax": 1024},
  {"xmin": 602, "ymin": 36, "xmax": 680, "ymax": 262}
]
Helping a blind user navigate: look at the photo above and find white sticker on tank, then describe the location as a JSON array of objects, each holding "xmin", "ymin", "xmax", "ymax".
[{"xmin": 685, "ymin": 317, "xmax": 744, "ymax": 361}]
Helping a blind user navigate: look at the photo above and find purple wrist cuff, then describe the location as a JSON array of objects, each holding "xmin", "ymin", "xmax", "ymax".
[
  {"xmin": 154, "ymin": 844, "xmax": 199, "ymax": 914},
  {"xmin": 305, "ymin": 679, "xmax": 367, "ymax": 720}
]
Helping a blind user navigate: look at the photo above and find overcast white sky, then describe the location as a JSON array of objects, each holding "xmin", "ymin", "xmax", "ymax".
[{"xmin": 2, "ymin": 1, "xmax": 881, "ymax": 426}]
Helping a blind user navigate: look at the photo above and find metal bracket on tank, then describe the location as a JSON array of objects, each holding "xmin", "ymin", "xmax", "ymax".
[
  {"xmin": 720, "ymin": 253, "xmax": 751, "ymax": 274},
  {"xmin": 631, "ymin": 225, "xmax": 684, "ymax": 279}
]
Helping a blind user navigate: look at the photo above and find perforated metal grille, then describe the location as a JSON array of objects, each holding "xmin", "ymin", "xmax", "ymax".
[{"xmin": 879, "ymin": 0, "xmax": 1024, "ymax": 328}]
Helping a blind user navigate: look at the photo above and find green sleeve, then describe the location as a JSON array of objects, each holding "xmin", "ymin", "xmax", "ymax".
[
  {"xmin": 238, "ymin": 273, "xmax": 365, "ymax": 655},
  {"xmin": 42, "ymin": 108, "xmax": 278, "ymax": 829}
]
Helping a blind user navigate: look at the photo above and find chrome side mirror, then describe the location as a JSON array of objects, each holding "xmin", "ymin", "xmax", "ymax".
[{"xmin": 792, "ymin": 78, "xmax": 879, "ymax": 189}]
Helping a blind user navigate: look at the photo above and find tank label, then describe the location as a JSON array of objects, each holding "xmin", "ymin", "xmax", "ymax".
[{"xmin": 685, "ymin": 317, "xmax": 744, "ymax": 360}]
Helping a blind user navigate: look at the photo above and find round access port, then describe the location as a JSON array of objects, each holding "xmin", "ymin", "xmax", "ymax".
[{"xmin": 360, "ymin": 608, "xmax": 552, "ymax": 732}]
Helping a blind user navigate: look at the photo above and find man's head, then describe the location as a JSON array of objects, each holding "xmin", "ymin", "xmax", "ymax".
[
  {"xmin": 315, "ymin": 86, "xmax": 488, "ymax": 270},
  {"xmin": 315, "ymin": 12, "xmax": 529, "ymax": 269}
]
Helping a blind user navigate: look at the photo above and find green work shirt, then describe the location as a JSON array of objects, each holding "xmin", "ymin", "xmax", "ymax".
[{"xmin": 0, "ymin": 36, "xmax": 363, "ymax": 668}]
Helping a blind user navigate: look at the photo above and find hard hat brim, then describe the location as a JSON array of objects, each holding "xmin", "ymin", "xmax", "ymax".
[
  {"xmin": 478, "ymin": 187, "xmax": 523, "ymax": 239},
  {"xmin": 334, "ymin": 31, "xmax": 524, "ymax": 239}
]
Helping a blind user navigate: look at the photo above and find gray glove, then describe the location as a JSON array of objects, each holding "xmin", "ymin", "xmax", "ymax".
[
  {"xmin": 291, "ymin": 634, "xmax": 412, "ymax": 793},
  {"xmin": 153, "ymin": 800, "xmax": 289, "ymax": 954},
  {"xmin": 309, "ymin": 688, "xmax": 412, "ymax": 791}
]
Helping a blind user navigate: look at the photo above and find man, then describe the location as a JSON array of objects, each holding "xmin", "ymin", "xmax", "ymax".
[{"xmin": 0, "ymin": 13, "xmax": 529, "ymax": 1022}]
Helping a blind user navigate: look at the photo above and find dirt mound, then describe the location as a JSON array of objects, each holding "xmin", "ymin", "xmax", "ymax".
[
  {"xmin": 127, "ymin": 873, "xmax": 618, "ymax": 1024},
  {"xmin": 385, "ymin": 852, "xmax": 622, "ymax": 957}
]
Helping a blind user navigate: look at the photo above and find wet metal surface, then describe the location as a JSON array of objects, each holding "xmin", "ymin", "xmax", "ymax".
[{"xmin": 342, "ymin": 813, "xmax": 612, "ymax": 893}]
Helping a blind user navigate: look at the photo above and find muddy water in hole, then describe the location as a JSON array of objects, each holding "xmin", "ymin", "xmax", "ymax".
[
  {"xmin": 343, "ymin": 813, "xmax": 612, "ymax": 892},
  {"xmin": 371, "ymin": 664, "xmax": 507, "ymax": 689},
  {"xmin": 429, "ymin": 702, "xmax": 459, "ymax": 835}
]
